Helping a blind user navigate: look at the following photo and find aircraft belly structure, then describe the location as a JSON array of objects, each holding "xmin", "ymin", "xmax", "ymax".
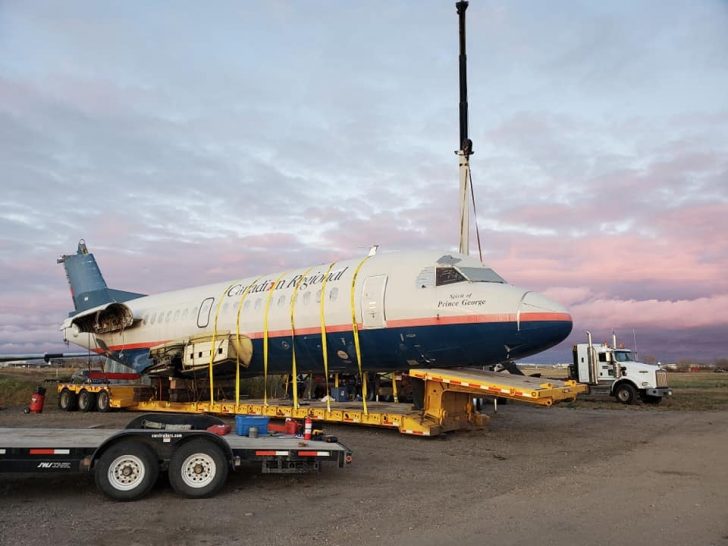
[{"xmin": 59, "ymin": 245, "xmax": 572, "ymax": 378}]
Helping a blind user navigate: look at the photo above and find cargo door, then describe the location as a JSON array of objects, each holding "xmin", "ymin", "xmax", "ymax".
[{"xmin": 361, "ymin": 275, "xmax": 387, "ymax": 329}]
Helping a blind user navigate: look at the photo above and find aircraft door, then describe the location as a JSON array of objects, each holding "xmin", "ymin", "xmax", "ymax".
[
  {"xmin": 197, "ymin": 297, "xmax": 214, "ymax": 328},
  {"xmin": 361, "ymin": 275, "xmax": 387, "ymax": 329}
]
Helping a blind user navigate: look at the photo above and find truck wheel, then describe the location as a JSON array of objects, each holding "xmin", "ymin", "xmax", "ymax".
[
  {"xmin": 58, "ymin": 389, "xmax": 78, "ymax": 411},
  {"xmin": 78, "ymin": 390, "xmax": 97, "ymax": 412},
  {"xmin": 614, "ymin": 383, "xmax": 637, "ymax": 405},
  {"xmin": 168, "ymin": 439, "xmax": 229, "ymax": 498},
  {"xmin": 95, "ymin": 441, "xmax": 159, "ymax": 501},
  {"xmin": 97, "ymin": 390, "xmax": 111, "ymax": 412}
]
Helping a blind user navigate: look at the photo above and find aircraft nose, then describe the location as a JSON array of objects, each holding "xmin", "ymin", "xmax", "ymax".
[{"xmin": 512, "ymin": 291, "xmax": 573, "ymax": 357}]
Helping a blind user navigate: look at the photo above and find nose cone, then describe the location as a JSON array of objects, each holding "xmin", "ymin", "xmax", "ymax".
[{"xmin": 512, "ymin": 291, "xmax": 573, "ymax": 358}]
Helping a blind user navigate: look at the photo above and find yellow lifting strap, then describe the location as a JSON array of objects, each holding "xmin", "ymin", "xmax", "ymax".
[
  {"xmin": 288, "ymin": 266, "xmax": 313, "ymax": 410},
  {"xmin": 234, "ymin": 276, "xmax": 262, "ymax": 411},
  {"xmin": 350, "ymin": 254, "xmax": 372, "ymax": 414},
  {"xmin": 391, "ymin": 372, "xmax": 399, "ymax": 403},
  {"xmin": 263, "ymin": 272, "xmax": 287, "ymax": 406},
  {"xmin": 208, "ymin": 284, "xmax": 235, "ymax": 405},
  {"xmin": 319, "ymin": 262, "xmax": 337, "ymax": 413}
]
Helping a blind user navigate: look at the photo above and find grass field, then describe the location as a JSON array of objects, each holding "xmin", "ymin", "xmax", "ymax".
[{"xmin": 0, "ymin": 368, "xmax": 72, "ymax": 407}]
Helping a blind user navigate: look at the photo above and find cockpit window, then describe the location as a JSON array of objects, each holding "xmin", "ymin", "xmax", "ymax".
[
  {"xmin": 614, "ymin": 351, "xmax": 634, "ymax": 362},
  {"xmin": 436, "ymin": 267, "xmax": 466, "ymax": 286},
  {"xmin": 457, "ymin": 267, "xmax": 506, "ymax": 283}
]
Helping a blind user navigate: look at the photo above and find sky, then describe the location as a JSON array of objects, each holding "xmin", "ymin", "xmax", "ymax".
[{"xmin": 1, "ymin": 1, "xmax": 726, "ymax": 364}]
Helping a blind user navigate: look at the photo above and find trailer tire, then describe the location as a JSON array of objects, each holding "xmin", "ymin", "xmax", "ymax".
[
  {"xmin": 614, "ymin": 383, "xmax": 637, "ymax": 405},
  {"xmin": 168, "ymin": 439, "xmax": 229, "ymax": 498},
  {"xmin": 78, "ymin": 390, "xmax": 97, "ymax": 412},
  {"xmin": 95, "ymin": 441, "xmax": 159, "ymax": 501},
  {"xmin": 97, "ymin": 390, "xmax": 111, "ymax": 412},
  {"xmin": 58, "ymin": 389, "xmax": 77, "ymax": 411}
]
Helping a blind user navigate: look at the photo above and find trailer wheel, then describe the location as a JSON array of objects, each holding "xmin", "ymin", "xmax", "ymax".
[
  {"xmin": 614, "ymin": 383, "xmax": 637, "ymax": 405},
  {"xmin": 168, "ymin": 439, "xmax": 229, "ymax": 498},
  {"xmin": 95, "ymin": 441, "xmax": 159, "ymax": 501},
  {"xmin": 97, "ymin": 390, "xmax": 111, "ymax": 412},
  {"xmin": 58, "ymin": 389, "xmax": 78, "ymax": 411},
  {"xmin": 78, "ymin": 390, "xmax": 97, "ymax": 412}
]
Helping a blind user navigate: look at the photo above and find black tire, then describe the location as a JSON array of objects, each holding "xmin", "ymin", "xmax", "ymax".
[
  {"xmin": 614, "ymin": 383, "xmax": 637, "ymax": 405},
  {"xmin": 78, "ymin": 390, "xmax": 97, "ymax": 412},
  {"xmin": 95, "ymin": 441, "xmax": 159, "ymax": 501},
  {"xmin": 58, "ymin": 389, "xmax": 78, "ymax": 411},
  {"xmin": 168, "ymin": 439, "xmax": 229, "ymax": 498},
  {"xmin": 97, "ymin": 390, "xmax": 111, "ymax": 413},
  {"xmin": 641, "ymin": 394, "xmax": 662, "ymax": 405}
]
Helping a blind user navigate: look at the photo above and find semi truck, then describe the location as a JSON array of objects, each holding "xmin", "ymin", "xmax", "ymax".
[{"xmin": 569, "ymin": 332, "xmax": 672, "ymax": 405}]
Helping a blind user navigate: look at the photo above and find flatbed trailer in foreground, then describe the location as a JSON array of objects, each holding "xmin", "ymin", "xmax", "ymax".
[
  {"xmin": 57, "ymin": 368, "xmax": 587, "ymax": 436},
  {"xmin": 0, "ymin": 414, "xmax": 352, "ymax": 501}
]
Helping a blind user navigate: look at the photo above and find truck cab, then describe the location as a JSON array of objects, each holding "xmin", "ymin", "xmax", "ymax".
[{"xmin": 569, "ymin": 332, "xmax": 672, "ymax": 404}]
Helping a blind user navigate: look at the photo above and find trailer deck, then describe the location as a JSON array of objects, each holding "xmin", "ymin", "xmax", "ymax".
[
  {"xmin": 0, "ymin": 415, "xmax": 352, "ymax": 500},
  {"xmin": 117, "ymin": 368, "xmax": 587, "ymax": 436}
]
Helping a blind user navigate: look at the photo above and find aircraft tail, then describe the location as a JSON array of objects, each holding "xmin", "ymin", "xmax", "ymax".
[{"xmin": 58, "ymin": 240, "xmax": 145, "ymax": 315}]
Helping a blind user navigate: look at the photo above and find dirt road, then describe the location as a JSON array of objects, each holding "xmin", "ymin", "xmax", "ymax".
[{"xmin": 1, "ymin": 404, "xmax": 726, "ymax": 546}]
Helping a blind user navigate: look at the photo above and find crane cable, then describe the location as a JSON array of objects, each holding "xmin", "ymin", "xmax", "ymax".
[{"xmin": 468, "ymin": 165, "xmax": 484, "ymax": 263}]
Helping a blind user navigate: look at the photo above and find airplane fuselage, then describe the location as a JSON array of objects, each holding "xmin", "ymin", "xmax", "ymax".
[{"xmin": 61, "ymin": 251, "xmax": 572, "ymax": 377}]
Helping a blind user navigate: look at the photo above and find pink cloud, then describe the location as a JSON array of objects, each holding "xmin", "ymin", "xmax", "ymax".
[{"xmin": 571, "ymin": 293, "xmax": 728, "ymax": 330}]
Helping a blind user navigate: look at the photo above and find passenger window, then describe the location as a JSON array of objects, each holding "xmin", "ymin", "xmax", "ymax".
[
  {"xmin": 436, "ymin": 267, "xmax": 466, "ymax": 286},
  {"xmin": 254, "ymin": 298, "xmax": 262, "ymax": 310},
  {"xmin": 598, "ymin": 353, "xmax": 607, "ymax": 362},
  {"xmin": 173, "ymin": 310, "xmax": 180, "ymax": 321},
  {"xmin": 244, "ymin": 301, "xmax": 251, "ymax": 311},
  {"xmin": 142, "ymin": 314, "xmax": 149, "ymax": 325},
  {"xmin": 303, "ymin": 292, "xmax": 311, "ymax": 305},
  {"xmin": 181, "ymin": 308, "xmax": 189, "ymax": 320},
  {"xmin": 277, "ymin": 295, "xmax": 286, "ymax": 307},
  {"xmin": 222, "ymin": 303, "xmax": 229, "ymax": 314},
  {"xmin": 150, "ymin": 313, "xmax": 157, "ymax": 325},
  {"xmin": 165, "ymin": 311, "xmax": 172, "ymax": 323},
  {"xmin": 315, "ymin": 289, "xmax": 322, "ymax": 303},
  {"xmin": 329, "ymin": 287, "xmax": 339, "ymax": 301}
]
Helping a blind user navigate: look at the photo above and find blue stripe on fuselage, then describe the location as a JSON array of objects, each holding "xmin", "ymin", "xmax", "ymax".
[{"xmin": 111, "ymin": 320, "xmax": 571, "ymax": 376}]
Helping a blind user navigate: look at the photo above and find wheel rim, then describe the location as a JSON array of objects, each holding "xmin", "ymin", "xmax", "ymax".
[
  {"xmin": 617, "ymin": 389, "xmax": 629, "ymax": 402},
  {"xmin": 98, "ymin": 393, "xmax": 108, "ymax": 410},
  {"xmin": 180, "ymin": 453, "xmax": 217, "ymax": 489},
  {"xmin": 107, "ymin": 454, "xmax": 146, "ymax": 491}
]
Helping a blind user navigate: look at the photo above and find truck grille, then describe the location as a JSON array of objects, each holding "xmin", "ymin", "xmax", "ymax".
[{"xmin": 656, "ymin": 370, "xmax": 668, "ymax": 387}]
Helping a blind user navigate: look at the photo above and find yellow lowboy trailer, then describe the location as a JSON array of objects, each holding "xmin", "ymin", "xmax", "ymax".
[{"xmin": 59, "ymin": 368, "xmax": 586, "ymax": 437}]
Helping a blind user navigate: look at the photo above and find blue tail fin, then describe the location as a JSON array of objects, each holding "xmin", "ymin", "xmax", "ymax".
[{"xmin": 58, "ymin": 240, "xmax": 145, "ymax": 315}]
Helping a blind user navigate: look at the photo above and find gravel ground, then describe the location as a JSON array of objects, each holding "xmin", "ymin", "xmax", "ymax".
[{"xmin": 1, "ymin": 402, "xmax": 726, "ymax": 546}]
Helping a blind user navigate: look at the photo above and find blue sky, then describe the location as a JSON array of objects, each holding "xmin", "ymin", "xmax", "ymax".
[{"xmin": 1, "ymin": 1, "xmax": 727, "ymax": 363}]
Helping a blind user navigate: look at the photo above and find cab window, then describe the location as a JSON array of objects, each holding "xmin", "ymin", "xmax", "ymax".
[{"xmin": 436, "ymin": 267, "xmax": 466, "ymax": 286}]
